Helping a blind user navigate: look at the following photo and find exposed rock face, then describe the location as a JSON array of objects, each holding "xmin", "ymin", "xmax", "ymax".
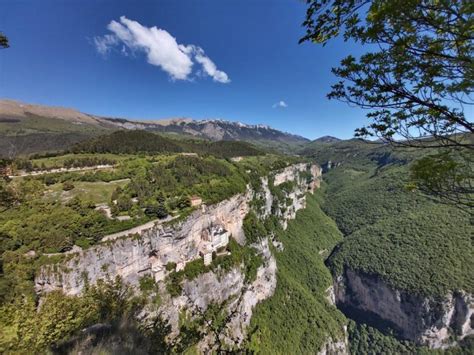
[
  {"xmin": 335, "ymin": 269, "xmax": 474, "ymax": 349},
  {"xmin": 224, "ymin": 238, "xmax": 277, "ymax": 344},
  {"xmin": 35, "ymin": 192, "xmax": 251, "ymax": 296},
  {"xmin": 318, "ymin": 336, "xmax": 349, "ymax": 355},
  {"xmin": 273, "ymin": 163, "xmax": 307, "ymax": 186},
  {"xmin": 259, "ymin": 176, "xmax": 273, "ymax": 218},
  {"xmin": 157, "ymin": 238, "xmax": 277, "ymax": 351},
  {"xmin": 34, "ymin": 163, "xmax": 326, "ymax": 351}
]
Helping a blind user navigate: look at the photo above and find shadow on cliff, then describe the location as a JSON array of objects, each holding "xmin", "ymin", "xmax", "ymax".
[{"xmin": 52, "ymin": 317, "xmax": 173, "ymax": 355}]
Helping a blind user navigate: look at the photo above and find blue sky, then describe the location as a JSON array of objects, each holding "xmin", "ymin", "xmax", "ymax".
[{"xmin": 0, "ymin": 0, "xmax": 369, "ymax": 140}]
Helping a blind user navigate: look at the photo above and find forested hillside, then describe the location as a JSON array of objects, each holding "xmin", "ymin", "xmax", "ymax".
[
  {"xmin": 302, "ymin": 139, "xmax": 473, "ymax": 352},
  {"xmin": 248, "ymin": 192, "xmax": 346, "ymax": 353},
  {"xmin": 71, "ymin": 130, "xmax": 265, "ymax": 158}
]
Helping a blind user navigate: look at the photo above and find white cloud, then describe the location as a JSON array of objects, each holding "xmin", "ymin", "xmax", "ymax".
[
  {"xmin": 193, "ymin": 47, "xmax": 230, "ymax": 83},
  {"xmin": 94, "ymin": 34, "xmax": 118, "ymax": 55},
  {"xmin": 272, "ymin": 100, "xmax": 288, "ymax": 108},
  {"xmin": 93, "ymin": 16, "xmax": 230, "ymax": 83}
]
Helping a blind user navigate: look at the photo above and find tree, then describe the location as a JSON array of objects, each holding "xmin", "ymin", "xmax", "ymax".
[
  {"xmin": 243, "ymin": 211, "xmax": 267, "ymax": 244},
  {"xmin": 0, "ymin": 180, "xmax": 15, "ymax": 211},
  {"xmin": 144, "ymin": 204, "xmax": 168, "ymax": 219},
  {"xmin": 0, "ymin": 32, "xmax": 8, "ymax": 49},
  {"xmin": 62, "ymin": 181, "xmax": 75, "ymax": 191},
  {"xmin": 301, "ymin": 0, "xmax": 473, "ymax": 210}
]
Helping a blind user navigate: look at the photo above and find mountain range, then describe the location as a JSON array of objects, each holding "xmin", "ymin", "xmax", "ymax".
[{"xmin": 0, "ymin": 99, "xmax": 310, "ymax": 157}]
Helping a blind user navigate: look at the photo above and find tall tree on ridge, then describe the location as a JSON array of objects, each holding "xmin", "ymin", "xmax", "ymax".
[{"xmin": 300, "ymin": 0, "xmax": 473, "ymax": 211}]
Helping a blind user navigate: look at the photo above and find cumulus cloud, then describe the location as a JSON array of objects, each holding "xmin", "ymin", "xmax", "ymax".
[
  {"xmin": 272, "ymin": 100, "xmax": 288, "ymax": 108},
  {"xmin": 93, "ymin": 16, "xmax": 230, "ymax": 83}
]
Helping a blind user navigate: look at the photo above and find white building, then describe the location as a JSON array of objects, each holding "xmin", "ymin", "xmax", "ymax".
[
  {"xmin": 200, "ymin": 224, "xmax": 230, "ymax": 265},
  {"xmin": 201, "ymin": 248, "xmax": 213, "ymax": 266}
]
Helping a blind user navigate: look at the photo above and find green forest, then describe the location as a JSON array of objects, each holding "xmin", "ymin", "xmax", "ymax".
[
  {"xmin": 304, "ymin": 140, "xmax": 473, "ymax": 298},
  {"xmin": 248, "ymin": 192, "xmax": 347, "ymax": 353},
  {"xmin": 303, "ymin": 139, "xmax": 473, "ymax": 353}
]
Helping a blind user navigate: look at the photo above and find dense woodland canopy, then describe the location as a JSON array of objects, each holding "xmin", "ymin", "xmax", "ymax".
[
  {"xmin": 71, "ymin": 130, "xmax": 265, "ymax": 158},
  {"xmin": 304, "ymin": 139, "xmax": 473, "ymax": 297}
]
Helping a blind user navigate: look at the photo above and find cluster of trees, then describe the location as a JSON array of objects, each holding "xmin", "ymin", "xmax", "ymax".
[
  {"xmin": 1, "ymin": 156, "xmax": 115, "ymax": 173},
  {"xmin": 71, "ymin": 130, "xmax": 264, "ymax": 158},
  {"xmin": 111, "ymin": 155, "xmax": 248, "ymax": 218},
  {"xmin": 347, "ymin": 321, "xmax": 421, "ymax": 354},
  {"xmin": 72, "ymin": 131, "xmax": 184, "ymax": 155},
  {"xmin": 242, "ymin": 211, "xmax": 266, "ymax": 245},
  {"xmin": 0, "ymin": 276, "xmax": 149, "ymax": 353},
  {"xmin": 347, "ymin": 320, "xmax": 474, "ymax": 354}
]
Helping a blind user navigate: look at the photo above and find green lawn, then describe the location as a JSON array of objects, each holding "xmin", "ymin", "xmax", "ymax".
[{"xmin": 44, "ymin": 179, "xmax": 130, "ymax": 204}]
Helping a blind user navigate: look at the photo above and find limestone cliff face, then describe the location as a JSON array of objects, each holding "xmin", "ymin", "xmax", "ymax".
[
  {"xmin": 35, "ymin": 163, "xmax": 327, "ymax": 351},
  {"xmin": 36, "ymin": 192, "xmax": 251, "ymax": 296},
  {"xmin": 335, "ymin": 269, "xmax": 474, "ymax": 349},
  {"xmin": 156, "ymin": 238, "xmax": 277, "ymax": 351},
  {"xmin": 318, "ymin": 334, "xmax": 349, "ymax": 355}
]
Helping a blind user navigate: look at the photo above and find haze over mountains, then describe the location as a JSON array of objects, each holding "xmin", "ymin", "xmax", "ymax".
[{"xmin": 0, "ymin": 99, "xmax": 311, "ymax": 157}]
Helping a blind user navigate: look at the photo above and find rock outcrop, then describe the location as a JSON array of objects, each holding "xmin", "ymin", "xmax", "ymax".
[
  {"xmin": 335, "ymin": 268, "xmax": 474, "ymax": 349},
  {"xmin": 34, "ymin": 163, "xmax": 329, "ymax": 351},
  {"xmin": 318, "ymin": 334, "xmax": 349, "ymax": 355},
  {"xmin": 156, "ymin": 238, "xmax": 277, "ymax": 351},
  {"xmin": 36, "ymin": 192, "xmax": 251, "ymax": 296}
]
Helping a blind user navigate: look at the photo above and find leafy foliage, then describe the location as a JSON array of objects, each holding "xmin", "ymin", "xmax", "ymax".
[
  {"xmin": 0, "ymin": 32, "xmax": 8, "ymax": 49},
  {"xmin": 248, "ymin": 193, "xmax": 347, "ymax": 353},
  {"xmin": 71, "ymin": 130, "xmax": 264, "ymax": 158},
  {"xmin": 304, "ymin": 139, "xmax": 473, "ymax": 297},
  {"xmin": 0, "ymin": 276, "xmax": 141, "ymax": 353},
  {"xmin": 243, "ymin": 211, "xmax": 267, "ymax": 244},
  {"xmin": 301, "ymin": 0, "xmax": 473, "ymax": 147},
  {"xmin": 409, "ymin": 148, "xmax": 474, "ymax": 211},
  {"xmin": 301, "ymin": 0, "xmax": 474, "ymax": 210}
]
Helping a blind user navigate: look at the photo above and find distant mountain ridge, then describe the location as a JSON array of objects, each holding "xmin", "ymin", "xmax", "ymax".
[
  {"xmin": 102, "ymin": 116, "xmax": 308, "ymax": 144},
  {"xmin": 0, "ymin": 99, "xmax": 309, "ymax": 157},
  {"xmin": 312, "ymin": 135, "xmax": 341, "ymax": 143}
]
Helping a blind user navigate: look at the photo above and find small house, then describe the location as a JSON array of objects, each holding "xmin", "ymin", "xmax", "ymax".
[{"xmin": 190, "ymin": 195, "xmax": 203, "ymax": 207}]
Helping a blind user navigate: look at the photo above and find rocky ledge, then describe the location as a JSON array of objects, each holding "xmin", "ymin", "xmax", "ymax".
[
  {"xmin": 34, "ymin": 162, "xmax": 332, "ymax": 351},
  {"xmin": 335, "ymin": 268, "xmax": 474, "ymax": 349}
]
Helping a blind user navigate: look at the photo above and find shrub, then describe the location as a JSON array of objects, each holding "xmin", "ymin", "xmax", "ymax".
[
  {"xmin": 165, "ymin": 262, "xmax": 177, "ymax": 272},
  {"xmin": 139, "ymin": 275, "xmax": 156, "ymax": 293},
  {"xmin": 62, "ymin": 181, "xmax": 75, "ymax": 191},
  {"xmin": 243, "ymin": 211, "xmax": 266, "ymax": 244}
]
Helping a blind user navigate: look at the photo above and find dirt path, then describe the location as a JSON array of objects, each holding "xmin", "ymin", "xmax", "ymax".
[{"xmin": 9, "ymin": 164, "xmax": 115, "ymax": 178}]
